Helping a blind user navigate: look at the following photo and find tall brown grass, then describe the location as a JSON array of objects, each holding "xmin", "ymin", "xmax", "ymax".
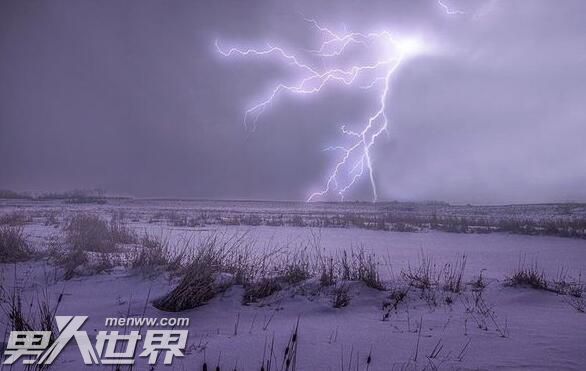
[{"xmin": 0, "ymin": 225, "xmax": 32, "ymax": 263}]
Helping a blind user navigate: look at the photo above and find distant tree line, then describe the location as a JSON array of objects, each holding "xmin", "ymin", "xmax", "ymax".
[{"xmin": 0, "ymin": 189, "xmax": 107, "ymax": 204}]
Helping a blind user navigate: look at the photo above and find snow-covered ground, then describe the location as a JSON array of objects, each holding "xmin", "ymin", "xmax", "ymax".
[{"xmin": 1, "ymin": 200, "xmax": 585, "ymax": 370}]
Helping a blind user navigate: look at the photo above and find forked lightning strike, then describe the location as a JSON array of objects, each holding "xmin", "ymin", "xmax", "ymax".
[{"xmin": 216, "ymin": 20, "xmax": 425, "ymax": 202}]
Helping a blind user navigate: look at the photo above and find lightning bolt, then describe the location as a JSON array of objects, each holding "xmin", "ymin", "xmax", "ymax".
[
  {"xmin": 216, "ymin": 20, "xmax": 425, "ymax": 202},
  {"xmin": 437, "ymin": 0, "xmax": 465, "ymax": 15}
]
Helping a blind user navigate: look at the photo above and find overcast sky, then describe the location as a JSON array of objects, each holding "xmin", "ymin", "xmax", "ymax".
[{"xmin": 1, "ymin": 0, "xmax": 585, "ymax": 204}]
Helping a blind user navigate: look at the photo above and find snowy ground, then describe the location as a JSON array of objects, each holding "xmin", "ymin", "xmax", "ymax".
[{"xmin": 1, "ymin": 200, "xmax": 585, "ymax": 370}]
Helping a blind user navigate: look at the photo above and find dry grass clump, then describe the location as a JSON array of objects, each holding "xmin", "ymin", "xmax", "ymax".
[
  {"xmin": 401, "ymin": 253, "xmax": 468, "ymax": 294},
  {"xmin": 339, "ymin": 248, "xmax": 384, "ymax": 290},
  {"xmin": 382, "ymin": 286, "xmax": 410, "ymax": 320},
  {"xmin": 65, "ymin": 214, "xmax": 136, "ymax": 253},
  {"xmin": 50, "ymin": 241, "xmax": 117, "ymax": 280},
  {"xmin": 566, "ymin": 296, "xmax": 585, "ymax": 313},
  {"xmin": 505, "ymin": 261, "xmax": 585, "ymax": 313},
  {"xmin": 154, "ymin": 258, "xmax": 218, "ymax": 312},
  {"xmin": 243, "ymin": 246, "xmax": 315, "ymax": 304},
  {"xmin": 551, "ymin": 270, "xmax": 584, "ymax": 312},
  {"xmin": 551, "ymin": 269, "xmax": 583, "ymax": 297},
  {"xmin": 51, "ymin": 214, "xmax": 136, "ymax": 279},
  {"xmin": 154, "ymin": 232, "xmax": 254, "ymax": 311},
  {"xmin": 53, "ymin": 246, "xmax": 89, "ymax": 280},
  {"xmin": 0, "ymin": 211, "xmax": 32, "ymax": 226},
  {"xmin": 553, "ymin": 280, "xmax": 583, "ymax": 297},
  {"xmin": 47, "ymin": 214, "xmax": 132, "ymax": 279},
  {"xmin": 65, "ymin": 214, "xmax": 115, "ymax": 252},
  {"xmin": 150, "ymin": 233, "xmax": 440, "ymax": 311},
  {"xmin": 109, "ymin": 217, "xmax": 137, "ymax": 245},
  {"xmin": 281, "ymin": 252, "xmax": 312, "ymax": 285},
  {"xmin": 505, "ymin": 261, "xmax": 548, "ymax": 290},
  {"xmin": 206, "ymin": 232, "xmax": 267, "ymax": 285},
  {"xmin": 442, "ymin": 255, "xmax": 467, "ymax": 293},
  {"xmin": 401, "ymin": 253, "xmax": 440, "ymax": 290},
  {"xmin": 0, "ymin": 226, "xmax": 33, "ymax": 263},
  {"xmin": 127, "ymin": 233, "xmax": 183, "ymax": 274},
  {"xmin": 243, "ymin": 277, "xmax": 283, "ymax": 304},
  {"xmin": 154, "ymin": 257, "xmax": 234, "ymax": 311},
  {"xmin": 0, "ymin": 287, "xmax": 62, "ymax": 357},
  {"xmin": 319, "ymin": 257, "xmax": 335, "ymax": 287},
  {"xmin": 155, "ymin": 232, "xmax": 333, "ymax": 309},
  {"xmin": 44, "ymin": 212, "xmax": 60, "ymax": 227},
  {"xmin": 399, "ymin": 253, "xmax": 472, "ymax": 308},
  {"xmin": 354, "ymin": 250, "xmax": 384, "ymax": 290},
  {"xmin": 332, "ymin": 283, "xmax": 351, "ymax": 308},
  {"xmin": 471, "ymin": 269, "xmax": 487, "ymax": 291}
]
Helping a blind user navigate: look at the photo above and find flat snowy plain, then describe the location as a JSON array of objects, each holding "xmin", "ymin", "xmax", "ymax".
[{"xmin": 1, "ymin": 199, "xmax": 585, "ymax": 370}]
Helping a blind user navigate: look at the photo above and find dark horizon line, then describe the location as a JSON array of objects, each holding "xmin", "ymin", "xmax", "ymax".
[{"xmin": 1, "ymin": 188, "xmax": 585, "ymax": 208}]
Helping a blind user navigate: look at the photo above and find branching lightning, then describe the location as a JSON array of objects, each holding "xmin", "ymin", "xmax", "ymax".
[{"xmin": 216, "ymin": 19, "xmax": 426, "ymax": 202}]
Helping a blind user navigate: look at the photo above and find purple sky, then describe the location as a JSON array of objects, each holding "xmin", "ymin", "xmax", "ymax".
[{"xmin": 1, "ymin": 0, "xmax": 585, "ymax": 204}]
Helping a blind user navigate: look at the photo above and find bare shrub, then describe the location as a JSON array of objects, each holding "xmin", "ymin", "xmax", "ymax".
[
  {"xmin": 332, "ymin": 283, "xmax": 350, "ymax": 308},
  {"xmin": 0, "ymin": 226, "xmax": 32, "ymax": 263}
]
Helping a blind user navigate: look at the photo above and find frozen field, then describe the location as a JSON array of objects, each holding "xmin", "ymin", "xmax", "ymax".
[{"xmin": 1, "ymin": 199, "xmax": 585, "ymax": 370}]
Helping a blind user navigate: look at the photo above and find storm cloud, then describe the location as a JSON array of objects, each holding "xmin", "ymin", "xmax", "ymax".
[{"xmin": 1, "ymin": 0, "xmax": 585, "ymax": 203}]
